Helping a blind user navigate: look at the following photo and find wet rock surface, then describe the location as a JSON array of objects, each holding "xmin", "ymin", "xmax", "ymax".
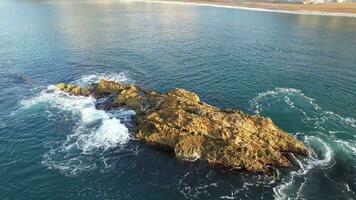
[{"xmin": 56, "ymin": 80, "xmax": 308, "ymax": 172}]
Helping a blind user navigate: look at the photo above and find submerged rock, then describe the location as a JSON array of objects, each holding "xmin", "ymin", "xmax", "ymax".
[{"xmin": 56, "ymin": 80, "xmax": 308, "ymax": 172}]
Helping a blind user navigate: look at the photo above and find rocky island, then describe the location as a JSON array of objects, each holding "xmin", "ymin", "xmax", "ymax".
[{"xmin": 56, "ymin": 80, "xmax": 308, "ymax": 172}]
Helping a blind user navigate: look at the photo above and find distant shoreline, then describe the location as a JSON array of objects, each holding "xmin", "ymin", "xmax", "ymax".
[{"xmin": 132, "ymin": 0, "xmax": 356, "ymax": 17}]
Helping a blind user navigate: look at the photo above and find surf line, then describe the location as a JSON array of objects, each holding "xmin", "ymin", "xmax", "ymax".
[{"xmin": 130, "ymin": 0, "xmax": 356, "ymax": 18}]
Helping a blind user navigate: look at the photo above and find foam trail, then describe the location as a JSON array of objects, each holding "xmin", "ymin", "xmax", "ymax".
[
  {"xmin": 250, "ymin": 87, "xmax": 356, "ymax": 131},
  {"xmin": 334, "ymin": 139, "xmax": 356, "ymax": 155},
  {"xmin": 250, "ymin": 87, "xmax": 320, "ymax": 115},
  {"xmin": 273, "ymin": 135, "xmax": 335, "ymax": 200},
  {"xmin": 250, "ymin": 87, "xmax": 356, "ymax": 200}
]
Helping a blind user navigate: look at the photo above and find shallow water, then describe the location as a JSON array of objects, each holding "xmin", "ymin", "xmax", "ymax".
[{"xmin": 0, "ymin": 0, "xmax": 355, "ymax": 199}]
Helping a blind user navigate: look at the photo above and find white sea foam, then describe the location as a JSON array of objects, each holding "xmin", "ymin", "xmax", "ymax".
[
  {"xmin": 178, "ymin": 170, "xmax": 218, "ymax": 199},
  {"xmin": 21, "ymin": 81, "xmax": 131, "ymax": 153},
  {"xmin": 334, "ymin": 139, "xmax": 356, "ymax": 155},
  {"xmin": 76, "ymin": 118, "xmax": 130, "ymax": 153},
  {"xmin": 73, "ymin": 72, "xmax": 131, "ymax": 87},
  {"xmin": 21, "ymin": 74, "xmax": 134, "ymax": 175},
  {"xmin": 81, "ymin": 107, "xmax": 108, "ymax": 124},
  {"xmin": 324, "ymin": 111, "xmax": 356, "ymax": 129},
  {"xmin": 130, "ymin": 0, "xmax": 356, "ymax": 18},
  {"xmin": 176, "ymin": 86, "xmax": 353, "ymax": 200},
  {"xmin": 219, "ymin": 172, "xmax": 279, "ymax": 199},
  {"xmin": 42, "ymin": 150, "xmax": 98, "ymax": 176},
  {"xmin": 251, "ymin": 87, "xmax": 356, "ymax": 134},
  {"xmin": 250, "ymin": 87, "xmax": 321, "ymax": 115},
  {"xmin": 304, "ymin": 136, "xmax": 335, "ymax": 168},
  {"xmin": 249, "ymin": 87, "xmax": 355, "ymax": 200},
  {"xmin": 28, "ymin": 86, "xmax": 131, "ymax": 151},
  {"xmin": 220, "ymin": 182, "xmax": 255, "ymax": 200},
  {"xmin": 273, "ymin": 136, "xmax": 334, "ymax": 200}
]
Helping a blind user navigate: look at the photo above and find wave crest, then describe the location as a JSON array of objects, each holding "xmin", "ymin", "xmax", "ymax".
[
  {"xmin": 20, "ymin": 74, "xmax": 134, "ymax": 175},
  {"xmin": 73, "ymin": 72, "xmax": 131, "ymax": 87}
]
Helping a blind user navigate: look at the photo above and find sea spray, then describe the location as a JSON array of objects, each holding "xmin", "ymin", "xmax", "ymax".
[
  {"xmin": 20, "ymin": 73, "xmax": 134, "ymax": 175},
  {"xmin": 73, "ymin": 72, "xmax": 131, "ymax": 87}
]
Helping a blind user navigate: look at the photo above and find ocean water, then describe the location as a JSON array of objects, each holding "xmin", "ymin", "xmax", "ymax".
[{"xmin": 0, "ymin": 0, "xmax": 355, "ymax": 199}]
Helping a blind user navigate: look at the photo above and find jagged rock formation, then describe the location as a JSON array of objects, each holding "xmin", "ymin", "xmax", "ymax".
[{"xmin": 56, "ymin": 80, "xmax": 308, "ymax": 172}]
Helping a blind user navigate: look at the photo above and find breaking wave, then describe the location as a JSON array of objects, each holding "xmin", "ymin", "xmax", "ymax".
[
  {"xmin": 73, "ymin": 72, "xmax": 131, "ymax": 87},
  {"xmin": 18, "ymin": 78, "xmax": 355, "ymax": 198},
  {"xmin": 20, "ymin": 73, "xmax": 135, "ymax": 175},
  {"xmin": 21, "ymin": 85, "xmax": 131, "ymax": 152}
]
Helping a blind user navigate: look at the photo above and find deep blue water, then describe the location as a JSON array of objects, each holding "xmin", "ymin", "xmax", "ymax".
[{"xmin": 0, "ymin": 1, "xmax": 356, "ymax": 199}]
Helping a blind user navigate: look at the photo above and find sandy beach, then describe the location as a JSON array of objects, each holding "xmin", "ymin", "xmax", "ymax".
[{"xmin": 139, "ymin": 0, "xmax": 356, "ymax": 16}]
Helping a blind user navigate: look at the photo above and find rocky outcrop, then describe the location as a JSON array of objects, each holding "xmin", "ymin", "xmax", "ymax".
[{"xmin": 56, "ymin": 80, "xmax": 308, "ymax": 172}]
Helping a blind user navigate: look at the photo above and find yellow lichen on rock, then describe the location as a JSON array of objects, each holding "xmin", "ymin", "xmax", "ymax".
[
  {"xmin": 56, "ymin": 79, "xmax": 309, "ymax": 172},
  {"xmin": 56, "ymin": 83, "xmax": 90, "ymax": 96}
]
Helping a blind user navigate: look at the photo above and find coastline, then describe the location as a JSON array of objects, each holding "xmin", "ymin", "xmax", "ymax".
[{"xmin": 132, "ymin": 0, "xmax": 356, "ymax": 17}]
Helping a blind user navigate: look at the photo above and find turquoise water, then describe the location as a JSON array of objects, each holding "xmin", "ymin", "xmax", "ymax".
[{"xmin": 0, "ymin": 0, "xmax": 356, "ymax": 199}]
